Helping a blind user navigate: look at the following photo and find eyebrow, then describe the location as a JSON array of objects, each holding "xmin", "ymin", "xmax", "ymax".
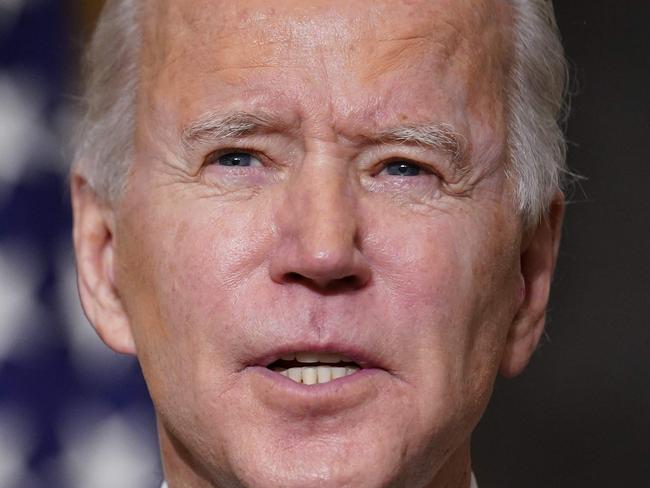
[
  {"xmin": 181, "ymin": 111, "xmax": 286, "ymax": 151},
  {"xmin": 181, "ymin": 111, "xmax": 466, "ymax": 167},
  {"xmin": 373, "ymin": 123, "xmax": 467, "ymax": 166}
]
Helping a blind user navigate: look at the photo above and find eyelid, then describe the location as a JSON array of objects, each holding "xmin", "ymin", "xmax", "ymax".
[
  {"xmin": 375, "ymin": 158, "xmax": 436, "ymax": 176},
  {"xmin": 204, "ymin": 148, "xmax": 266, "ymax": 167}
]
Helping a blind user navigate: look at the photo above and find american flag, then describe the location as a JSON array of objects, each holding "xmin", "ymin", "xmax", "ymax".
[{"xmin": 0, "ymin": 2, "xmax": 162, "ymax": 486}]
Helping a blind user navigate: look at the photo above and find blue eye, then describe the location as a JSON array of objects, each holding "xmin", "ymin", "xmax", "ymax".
[
  {"xmin": 216, "ymin": 152, "xmax": 259, "ymax": 167},
  {"xmin": 383, "ymin": 161, "xmax": 422, "ymax": 177}
]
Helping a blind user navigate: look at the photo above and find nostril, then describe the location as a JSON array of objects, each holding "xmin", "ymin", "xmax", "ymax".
[
  {"xmin": 339, "ymin": 274, "xmax": 361, "ymax": 288},
  {"xmin": 285, "ymin": 272, "xmax": 305, "ymax": 284},
  {"xmin": 281, "ymin": 271, "xmax": 366, "ymax": 292}
]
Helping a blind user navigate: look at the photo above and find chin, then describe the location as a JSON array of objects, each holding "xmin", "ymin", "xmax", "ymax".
[
  {"xmin": 202, "ymin": 401, "xmax": 459, "ymax": 488},
  {"xmin": 223, "ymin": 433, "xmax": 405, "ymax": 488},
  {"xmin": 160, "ymin": 402, "xmax": 421, "ymax": 488}
]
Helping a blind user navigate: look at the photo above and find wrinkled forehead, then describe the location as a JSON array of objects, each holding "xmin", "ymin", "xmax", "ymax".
[
  {"xmin": 140, "ymin": 0, "xmax": 513, "ymax": 78},
  {"xmin": 137, "ymin": 0, "xmax": 514, "ymax": 144}
]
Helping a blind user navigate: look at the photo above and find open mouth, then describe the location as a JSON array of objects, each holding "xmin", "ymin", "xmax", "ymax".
[{"xmin": 267, "ymin": 352, "xmax": 362, "ymax": 385}]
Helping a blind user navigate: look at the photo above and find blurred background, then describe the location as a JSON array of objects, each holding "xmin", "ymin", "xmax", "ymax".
[{"xmin": 0, "ymin": 1, "xmax": 647, "ymax": 487}]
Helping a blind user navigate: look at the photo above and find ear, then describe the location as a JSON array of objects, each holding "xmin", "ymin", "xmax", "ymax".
[
  {"xmin": 71, "ymin": 173, "xmax": 136, "ymax": 356},
  {"xmin": 500, "ymin": 194, "xmax": 565, "ymax": 377}
]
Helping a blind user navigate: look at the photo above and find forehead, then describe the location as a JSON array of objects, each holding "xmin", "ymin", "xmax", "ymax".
[{"xmin": 139, "ymin": 0, "xmax": 513, "ymax": 134}]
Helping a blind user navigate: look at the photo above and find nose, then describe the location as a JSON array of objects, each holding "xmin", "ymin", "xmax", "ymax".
[{"xmin": 269, "ymin": 162, "xmax": 371, "ymax": 292}]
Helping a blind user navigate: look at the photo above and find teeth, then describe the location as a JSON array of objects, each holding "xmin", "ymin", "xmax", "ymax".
[
  {"xmin": 294, "ymin": 352, "xmax": 349, "ymax": 364},
  {"xmin": 295, "ymin": 352, "xmax": 319, "ymax": 363},
  {"xmin": 287, "ymin": 368, "xmax": 302, "ymax": 382},
  {"xmin": 279, "ymin": 366, "xmax": 359, "ymax": 385},
  {"xmin": 316, "ymin": 366, "xmax": 331, "ymax": 384},
  {"xmin": 271, "ymin": 352, "xmax": 361, "ymax": 384},
  {"xmin": 319, "ymin": 353, "xmax": 343, "ymax": 363},
  {"xmin": 302, "ymin": 367, "xmax": 317, "ymax": 385},
  {"xmin": 331, "ymin": 367, "xmax": 347, "ymax": 379}
]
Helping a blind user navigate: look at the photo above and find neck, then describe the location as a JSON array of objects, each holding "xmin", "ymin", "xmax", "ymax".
[{"xmin": 423, "ymin": 440, "xmax": 473, "ymax": 488}]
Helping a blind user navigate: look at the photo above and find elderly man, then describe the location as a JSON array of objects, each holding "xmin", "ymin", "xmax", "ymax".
[{"xmin": 71, "ymin": 0, "xmax": 567, "ymax": 486}]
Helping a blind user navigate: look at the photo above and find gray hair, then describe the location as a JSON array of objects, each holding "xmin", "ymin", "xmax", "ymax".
[
  {"xmin": 508, "ymin": 0, "xmax": 569, "ymax": 224},
  {"xmin": 73, "ymin": 0, "xmax": 568, "ymax": 224},
  {"xmin": 73, "ymin": 0, "xmax": 139, "ymax": 200}
]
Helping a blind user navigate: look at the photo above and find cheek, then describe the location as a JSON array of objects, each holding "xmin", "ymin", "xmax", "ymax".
[
  {"xmin": 116, "ymin": 195, "xmax": 276, "ymax": 382},
  {"xmin": 363, "ymin": 208, "xmax": 481, "ymax": 325},
  {"xmin": 363, "ymin": 202, "xmax": 521, "ymax": 387},
  {"xmin": 164, "ymin": 206, "xmax": 274, "ymax": 327}
]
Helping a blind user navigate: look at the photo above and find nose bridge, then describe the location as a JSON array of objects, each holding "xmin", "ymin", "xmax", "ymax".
[
  {"xmin": 271, "ymin": 152, "xmax": 369, "ymax": 289},
  {"xmin": 295, "ymin": 159, "xmax": 355, "ymax": 254}
]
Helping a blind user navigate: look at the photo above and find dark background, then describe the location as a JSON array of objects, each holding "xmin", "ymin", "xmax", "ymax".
[
  {"xmin": 0, "ymin": 1, "xmax": 647, "ymax": 487},
  {"xmin": 474, "ymin": 2, "xmax": 649, "ymax": 487}
]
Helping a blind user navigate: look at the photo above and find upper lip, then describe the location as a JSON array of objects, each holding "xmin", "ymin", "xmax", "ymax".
[{"xmin": 248, "ymin": 341, "xmax": 385, "ymax": 370}]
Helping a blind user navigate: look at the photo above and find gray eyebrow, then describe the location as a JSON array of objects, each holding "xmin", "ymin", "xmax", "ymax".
[
  {"xmin": 182, "ymin": 112, "xmax": 466, "ymax": 169},
  {"xmin": 181, "ymin": 111, "xmax": 285, "ymax": 151},
  {"xmin": 374, "ymin": 123, "xmax": 467, "ymax": 166}
]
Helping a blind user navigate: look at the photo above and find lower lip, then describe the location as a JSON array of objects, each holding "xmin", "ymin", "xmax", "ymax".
[{"xmin": 246, "ymin": 366, "xmax": 387, "ymax": 413}]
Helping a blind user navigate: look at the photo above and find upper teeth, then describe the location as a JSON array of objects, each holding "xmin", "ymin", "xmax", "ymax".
[
  {"xmin": 282, "ymin": 352, "xmax": 353, "ymax": 363},
  {"xmin": 275, "ymin": 366, "xmax": 360, "ymax": 385},
  {"xmin": 272, "ymin": 352, "xmax": 360, "ymax": 385}
]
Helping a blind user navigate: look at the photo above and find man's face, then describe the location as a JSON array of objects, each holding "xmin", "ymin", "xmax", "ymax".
[{"xmin": 102, "ymin": 0, "xmax": 528, "ymax": 486}]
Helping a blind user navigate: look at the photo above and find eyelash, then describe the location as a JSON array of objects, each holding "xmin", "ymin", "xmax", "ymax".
[
  {"xmin": 375, "ymin": 158, "xmax": 434, "ymax": 176},
  {"xmin": 204, "ymin": 149, "xmax": 439, "ymax": 179},
  {"xmin": 205, "ymin": 148, "xmax": 265, "ymax": 166}
]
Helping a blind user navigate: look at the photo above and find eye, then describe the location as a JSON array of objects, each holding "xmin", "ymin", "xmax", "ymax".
[
  {"xmin": 380, "ymin": 161, "xmax": 425, "ymax": 177},
  {"xmin": 212, "ymin": 151, "xmax": 261, "ymax": 167}
]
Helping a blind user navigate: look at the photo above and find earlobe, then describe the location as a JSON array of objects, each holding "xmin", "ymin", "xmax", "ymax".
[
  {"xmin": 500, "ymin": 195, "xmax": 565, "ymax": 378},
  {"xmin": 71, "ymin": 173, "xmax": 137, "ymax": 356}
]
